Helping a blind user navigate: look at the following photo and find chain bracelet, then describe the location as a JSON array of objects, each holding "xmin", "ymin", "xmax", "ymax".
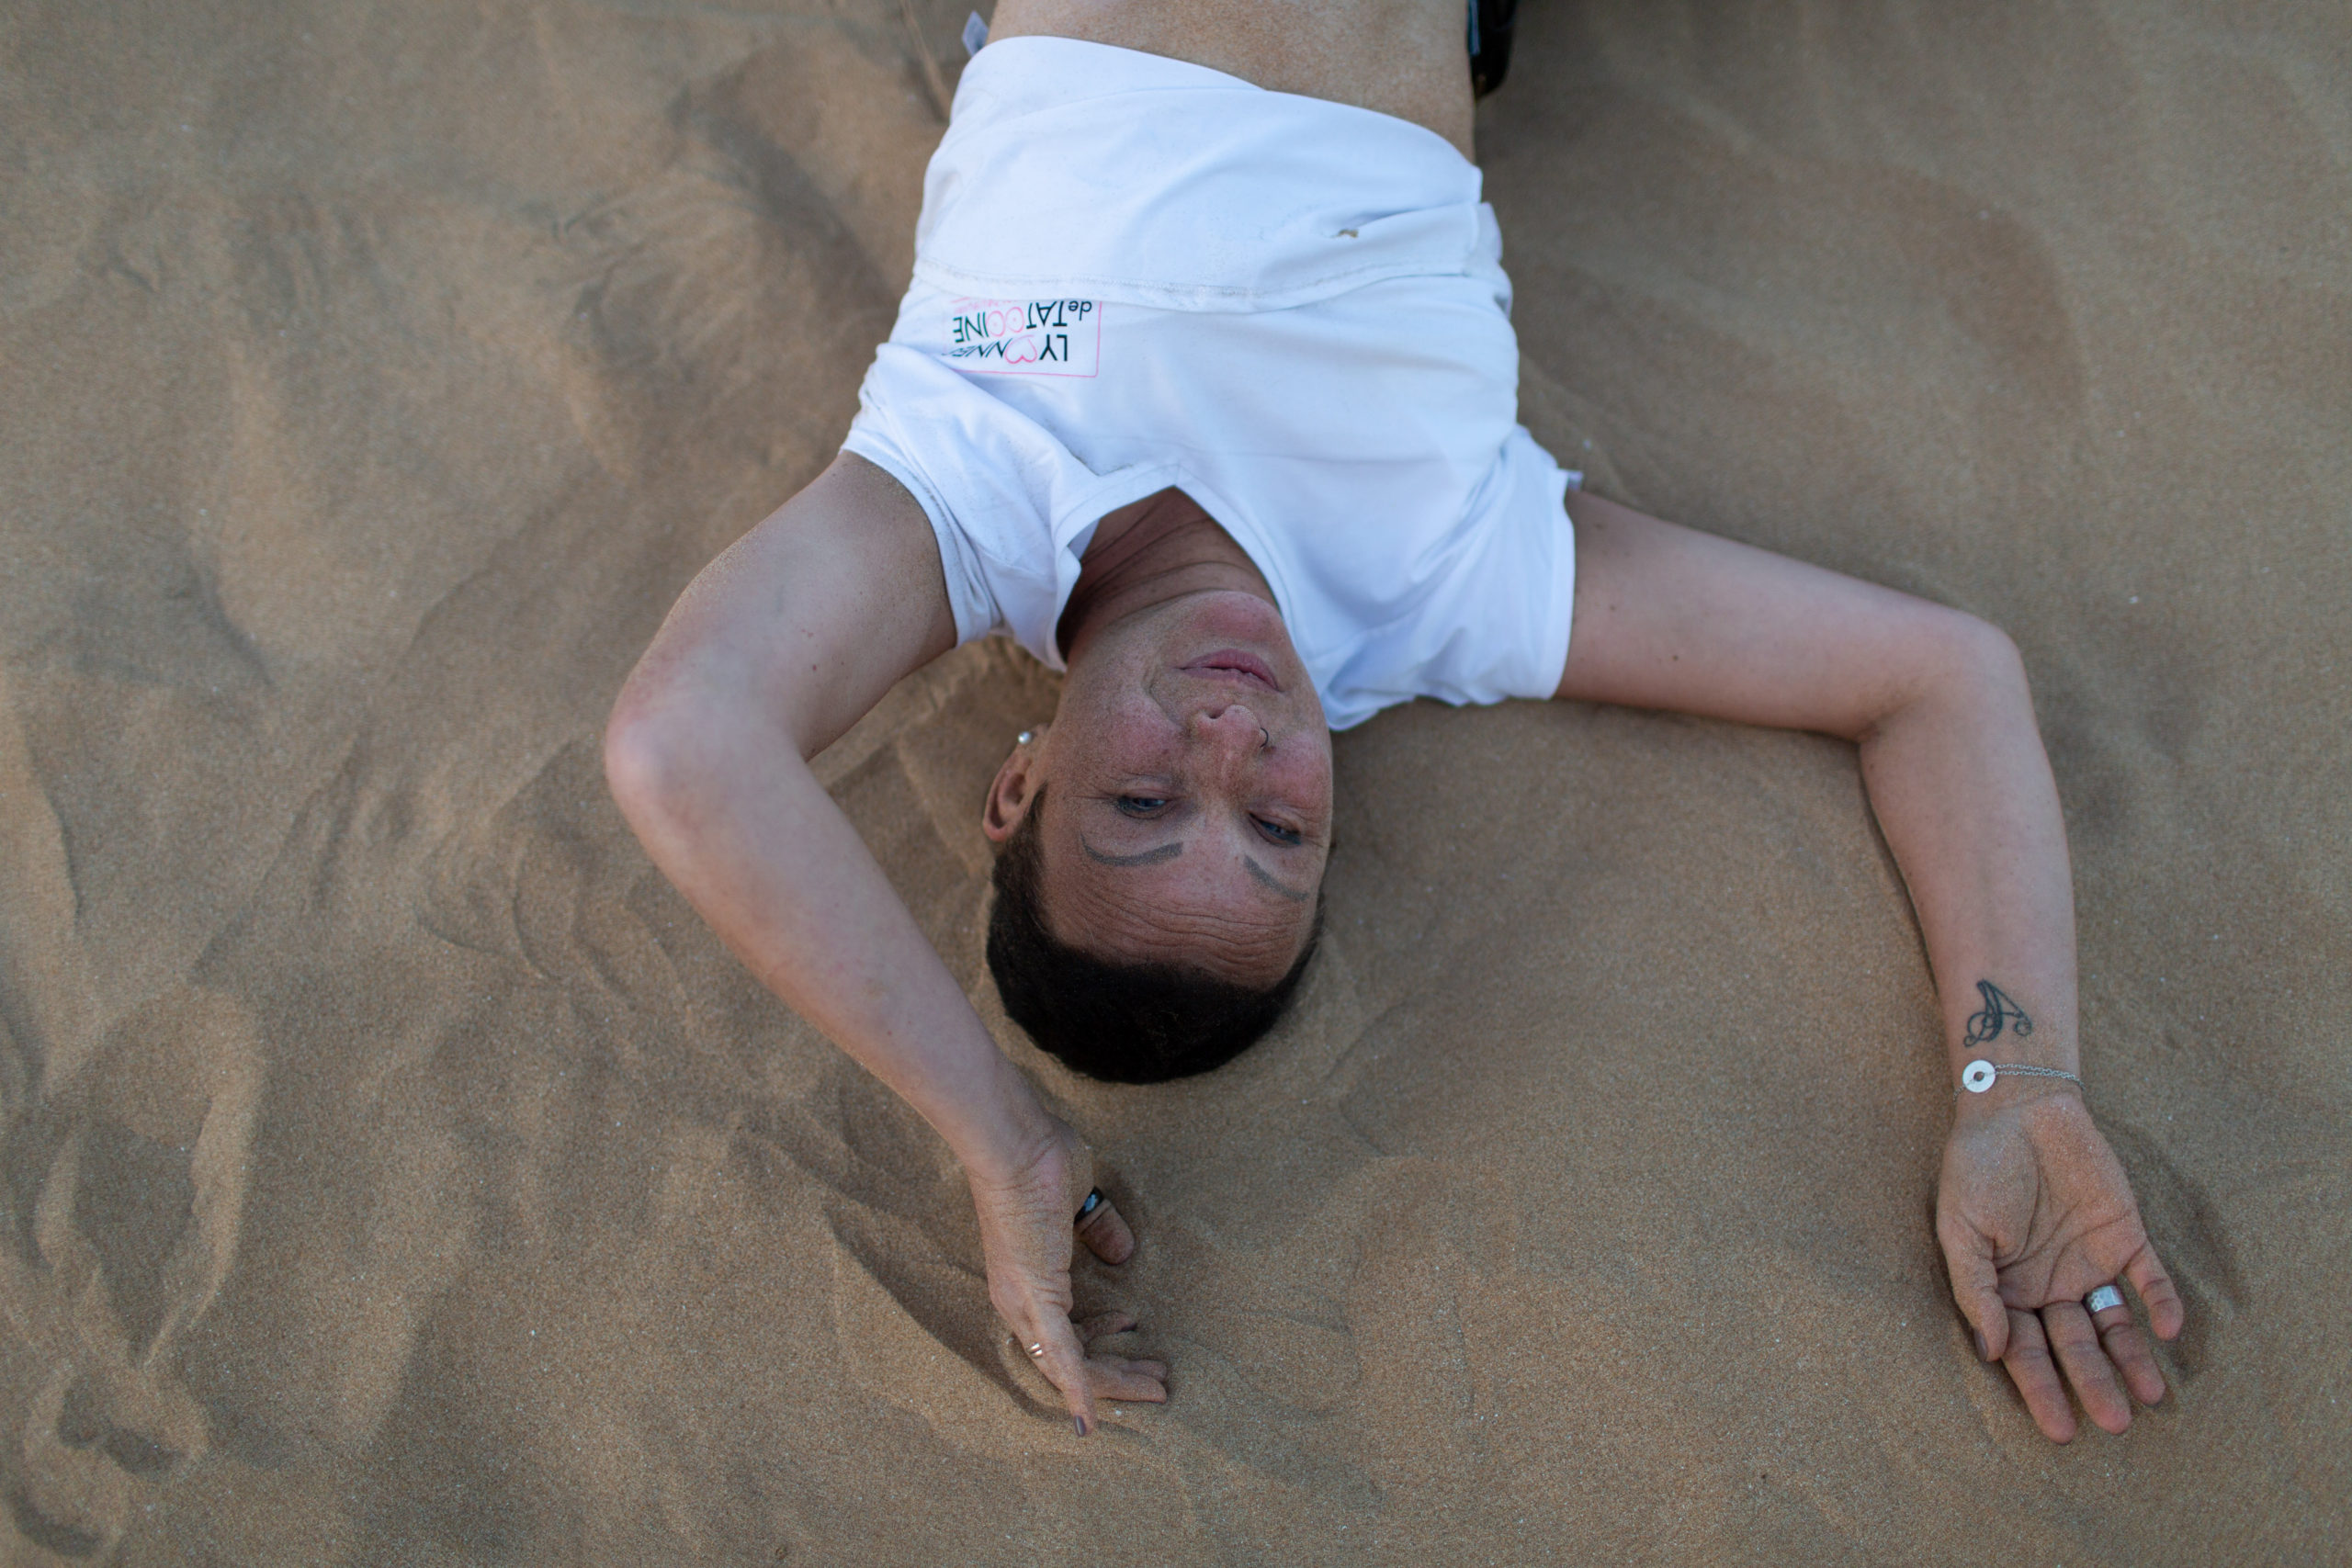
[{"xmin": 1960, "ymin": 1060, "xmax": 2082, "ymax": 1094}]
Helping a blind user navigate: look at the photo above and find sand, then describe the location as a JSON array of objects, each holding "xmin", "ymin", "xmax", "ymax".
[{"xmin": 3, "ymin": 0, "xmax": 2346, "ymax": 1561}]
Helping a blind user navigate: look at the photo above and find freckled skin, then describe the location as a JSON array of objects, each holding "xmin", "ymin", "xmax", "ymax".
[{"xmin": 981, "ymin": 491, "xmax": 1333, "ymax": 988}]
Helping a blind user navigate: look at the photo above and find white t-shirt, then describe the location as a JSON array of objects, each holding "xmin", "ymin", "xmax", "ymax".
[{"xmin": 842, "ymin": 37, "xmax": 1578, "ymax": 731}]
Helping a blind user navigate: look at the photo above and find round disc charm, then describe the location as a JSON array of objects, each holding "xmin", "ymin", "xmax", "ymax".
[{"xmin": 1962, "ymin": 1059, "xmax": 1998, "ymax": 1094}]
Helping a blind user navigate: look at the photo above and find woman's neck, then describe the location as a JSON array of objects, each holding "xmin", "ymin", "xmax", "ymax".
[{"xmin": 1057, "ymin": 490, "xmax": 1274, "ymax": 660}]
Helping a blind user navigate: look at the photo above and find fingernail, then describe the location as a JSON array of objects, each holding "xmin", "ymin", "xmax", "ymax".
[
  {"xmin": 1973, "ymin": 1329, "xmax": 1990, "ymax": 1361},
  {"xmin": 1074, "ymin": 1416, "xmax": 1090, "ymax": 1438}
]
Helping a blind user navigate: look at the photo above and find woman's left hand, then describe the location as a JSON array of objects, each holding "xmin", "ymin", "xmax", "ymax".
[{"xmin": 1936, "ymin": 1089, "xmax": 2186, "ymax": 1441}]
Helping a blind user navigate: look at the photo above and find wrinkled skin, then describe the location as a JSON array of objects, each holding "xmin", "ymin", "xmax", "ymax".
[
  {"xmin": 969, "ymin": 1122, "xmax": 1170, "ymax": 1429},
  {"xmin": 1939, "ymin": 1088, "xmax": 2184, "ymax": 1440},
  {"xmin": 982, "ymin": 494, "xmax": 1333, "ymax": 987}
]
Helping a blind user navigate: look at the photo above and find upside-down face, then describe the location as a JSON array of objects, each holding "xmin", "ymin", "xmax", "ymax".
[{"xmin": 983, "ymin": 586, "xmax": 1332, "ymax": 986}]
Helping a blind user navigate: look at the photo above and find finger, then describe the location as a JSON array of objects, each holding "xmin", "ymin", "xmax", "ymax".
[
  {"xmin": 2000, "ymin": 1308, "xmax": 2077, "ymax": 1443},
  {"xmin": 1015, "ymin": 1329, "xmax": 1169, "ymax": 1405},
  {"xmin": 1078, "ymin": 1312, "xmax": 1137, "ymax": 1342},
  {"xmin": 2123, "ymin": 1244, "xmax": 2186, "ymax": 1342},
  {"xmin": 1075, "ymin": 1312, "xmax": 1167, "ymax": 1404},
  {"xmin": 1938, "ymin": 1218, "xmax": 2010, "ymax": 1361},
  {"xmin": 2090, "ymin": 1293, "xmax": 2167, "ymax": 1407},
  {"xmin": 2041, "ymin": 1302, "xmax": 2132, "ymax": 1436},
  {"xmin": 1084, "ymin": 1354, "xmax": 1169, "ymax": 1404},
  {"xmin": 1023, "ymin": 1311, "xmax": 1100, "ymax": 1437},
  {"xmin": 1075, "ymin": 1190, "xmax": 1136, "ymax": 1265}
]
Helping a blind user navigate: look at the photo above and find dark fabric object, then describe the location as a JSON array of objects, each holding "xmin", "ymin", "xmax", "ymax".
[
  {"xmin": 985, "ymin": 790, "xmax": 1319, "ymax": 1083},
  {"xmin": 1470, "ymin": 0, "xmax": 1518, "ymax": 97}
]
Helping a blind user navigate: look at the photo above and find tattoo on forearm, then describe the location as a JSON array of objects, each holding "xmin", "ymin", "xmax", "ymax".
[{"xmin": 1962, "ymin": 980, "xmax": 2033, "ymax": 1046}]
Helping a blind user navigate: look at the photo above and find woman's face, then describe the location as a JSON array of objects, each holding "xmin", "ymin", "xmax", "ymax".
[{"xmin": 983, "ymin": 588, "xmax": 1333, "ymax": 986}]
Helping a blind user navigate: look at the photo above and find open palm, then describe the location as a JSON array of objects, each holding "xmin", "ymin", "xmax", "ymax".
[{"xmin": 1937, "ymin": 1092, "xmax": 2185, "ymax": 1440}]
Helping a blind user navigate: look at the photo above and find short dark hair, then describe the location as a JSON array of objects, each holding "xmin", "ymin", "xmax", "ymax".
[{"xmin": 986, "ymin": 788, "xmax": 1320, "ymax": 1083}]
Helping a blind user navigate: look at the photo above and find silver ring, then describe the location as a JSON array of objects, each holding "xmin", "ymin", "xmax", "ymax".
[
  {"xmin": 1026, "ymin": 1342, "xmax": 1046, "ymax": 1357},
  {"xmin": 2084, "ymin": 1284, "xmax": 2125, "ymax": 1316}
]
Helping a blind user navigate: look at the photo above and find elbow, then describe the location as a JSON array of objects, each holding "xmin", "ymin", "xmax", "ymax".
[
  {"xmin": 605, "ymin": 631, "xmax": 817, "ymax": 852},
  {"xmin": 604, "ymin": 662, "xmax": 711, "ymax": 845},
  {"xmin": 603, "ymin": 682, "xmax": 670, "ymax": 838},
  {"xmin": 1909, "ymin": 610, "xmax": 2035, "ymax": 733},
  {"xmin": 1941, "ymin": 611, "xmax": 2031, "ymax": 705},
  {"xmin": 1856, "ymin": 610, "xmax": 2032, "ymax": 746}
]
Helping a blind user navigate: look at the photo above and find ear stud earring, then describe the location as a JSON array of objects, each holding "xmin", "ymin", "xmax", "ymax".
[{"xmin": 1017, "ymin": 730, "xmax": 1034, "ymax": 745}]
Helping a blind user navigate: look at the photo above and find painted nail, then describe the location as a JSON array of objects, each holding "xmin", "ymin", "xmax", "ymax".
[
  {"xmin": 1973, "ymin": 1329, "xmax": 1991, "ymax": 1361},
  {"xmin": 1074, "ymin": 1416, "xmax": 1090, "ymax": 1438}
]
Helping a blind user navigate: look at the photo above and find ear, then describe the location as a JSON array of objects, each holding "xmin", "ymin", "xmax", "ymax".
[{"xmin": 981, "ymin": 728, "xmax": 1046, "ymax": 842}]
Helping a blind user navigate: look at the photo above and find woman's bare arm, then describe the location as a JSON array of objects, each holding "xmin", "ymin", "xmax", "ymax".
[
  {"xmin": 1556, "ymin": 491, "xmax": 2076, "ymax": 1088},
  {"xmin": 605, "ymin": 454, "xmax": 1165, "ymax": 1432},
  {"xmin": 1555, "ymin": 489, "xmax": 2185, "ymax": 1441},
  {"xmin": 605, "ymin": 455, "xmax": 1020, "ymax": 1151}
]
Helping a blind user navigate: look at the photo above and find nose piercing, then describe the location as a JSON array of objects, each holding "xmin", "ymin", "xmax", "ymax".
[{"xmin": 1260, "ymin": 727, "xmax": 1271, "ymax": 750}]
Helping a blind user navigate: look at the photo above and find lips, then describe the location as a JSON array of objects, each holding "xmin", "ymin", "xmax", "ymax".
[{"xmin": 1182, "ymin": 649, "xmax": 1281, "ymax": 692}]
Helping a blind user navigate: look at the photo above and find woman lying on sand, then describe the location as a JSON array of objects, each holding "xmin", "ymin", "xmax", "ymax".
[{"xmin": 604, "ymin": 0, "xmax": 2184, "ymax": 1446}]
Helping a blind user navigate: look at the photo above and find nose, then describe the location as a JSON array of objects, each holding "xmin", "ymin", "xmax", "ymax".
[{"xmin": 1190, "ymin": 703, "xmax": 1271, "ymax": 767}]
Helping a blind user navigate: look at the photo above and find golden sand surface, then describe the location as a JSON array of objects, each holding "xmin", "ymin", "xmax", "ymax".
[{"xmin": 3, "ymin": 1, "xmax": 2346, "ymax": 1561}]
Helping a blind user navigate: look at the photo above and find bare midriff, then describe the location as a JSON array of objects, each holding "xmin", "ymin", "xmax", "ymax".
[{"xmin": 987, "ymin": 0, "xmax": 1477, "ymax": 157}]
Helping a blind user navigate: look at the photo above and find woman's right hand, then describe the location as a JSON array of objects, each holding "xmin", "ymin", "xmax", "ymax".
[{"xmin": 967, "ymin": 1118, "xmax": 1168, "ymax": 1433}]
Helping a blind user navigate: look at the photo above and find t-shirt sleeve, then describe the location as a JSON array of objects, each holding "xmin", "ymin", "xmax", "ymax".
[
  {"xmin": 841, "ymin": 347, "xmax": 1011, "ymax": 650},
  {"xmin": 1306, "ymin": 425, "xmax": 1577, "ymax": 728},
  {"xmin": 1436, "ymin": 425, "xmax": 1577, "ymax": 706},
  {"xmin": 840, "ymin": 343, "xmax": 1176, "ymax": 672}
]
